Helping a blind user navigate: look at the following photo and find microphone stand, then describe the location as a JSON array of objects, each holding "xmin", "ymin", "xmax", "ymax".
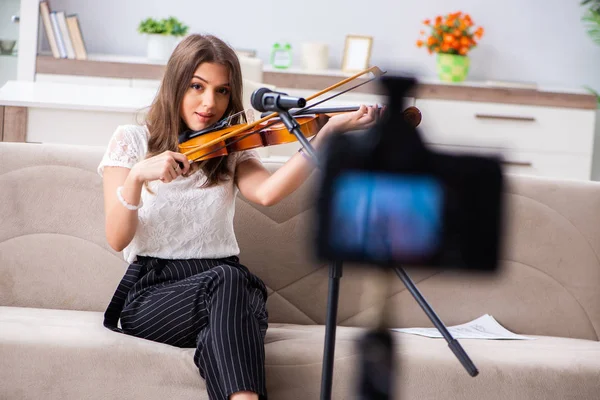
[
  {"xmin": 276, "ymin": 110, "xmax": 320, "ymax": 166},
  {"xmin": 271, "ymin": 106, "xmax": 478, "ymax": 400}
]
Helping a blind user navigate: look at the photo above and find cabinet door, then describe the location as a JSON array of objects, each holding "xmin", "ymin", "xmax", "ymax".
[
  {"xmin": 415, "ymin": 99, "xmax": 595, "ymax": 155},
  {"xmin": 428, "ymin": 144, "xmax": 592, "ymax": 181}
]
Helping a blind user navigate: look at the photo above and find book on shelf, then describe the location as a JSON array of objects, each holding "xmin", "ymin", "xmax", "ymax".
[
  {"xmin": 39, "ymin": 1, "xmax": 60, "ymax": 58},
  {"xmin": 38, "ymin": 1, "xmax": 87, "ymax": 60},
  {"xmin": 49, "ymin": 11, "xmax": 67, "ymax": 58},
  {"xmin": 56, "ymin": 11, "xmax": 75, "ymax": 59},
  {"xmin": 66, "ymin": 15, "xmax": 88, "ymax": 60}
]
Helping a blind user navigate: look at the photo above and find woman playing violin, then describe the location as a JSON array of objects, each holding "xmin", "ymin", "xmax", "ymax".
[{"xmin": 97, "ymin": 33, "xmax": 381, "ymax": 400}]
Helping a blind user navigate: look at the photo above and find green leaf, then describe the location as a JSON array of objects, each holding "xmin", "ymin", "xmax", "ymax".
[
  {"xmin": 583, "ymin": 9, "xmax": 600, "ymax": 45},
  {"xmin": 584, "ymin": 85, "xmax": 600, "ymax": 108},
  {"xmin": 138, "ymin": 16, "xmax": 188, "ymax": 36},
  {"xmin": 582, "ymin": 0, "xmax": 600, "ymax": 15}
]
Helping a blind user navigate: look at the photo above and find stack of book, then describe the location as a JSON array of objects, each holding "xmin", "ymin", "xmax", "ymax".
[{"xmin": 39, "ymin": 1, "xmax": 87, "ymax": 60}]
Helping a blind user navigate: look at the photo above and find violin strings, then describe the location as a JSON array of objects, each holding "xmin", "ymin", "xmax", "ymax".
[
  {"xmin": 187, "ymin": 115, "xmax": 293, "ymax": 162},
  {"xmin": 187, "ymin": 129, "xmax": 267, "ymax": 162}
]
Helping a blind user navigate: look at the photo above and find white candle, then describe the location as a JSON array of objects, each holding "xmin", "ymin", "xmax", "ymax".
[{"xmin": 301, "ymin": 42, "xmax": 329, "ymax": 71}]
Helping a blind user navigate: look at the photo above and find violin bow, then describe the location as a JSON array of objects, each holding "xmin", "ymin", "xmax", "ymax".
[
  {"xmin": 303, "ymin": 66, "xmax": 385, "ymax": 102},
  {"xmin": 182, "ymin": 66, "xmax": 385, "ymax": 160}
]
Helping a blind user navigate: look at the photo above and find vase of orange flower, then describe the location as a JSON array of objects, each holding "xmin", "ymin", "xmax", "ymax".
[{"xmin": 417, "ymin": 11, "xmax": 484, "ymax": 82}]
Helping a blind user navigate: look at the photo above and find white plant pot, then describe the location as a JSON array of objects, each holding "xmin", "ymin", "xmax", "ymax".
[{"xmin": 146, "ymin": 34, "xmax": 178, "ymax": 61}]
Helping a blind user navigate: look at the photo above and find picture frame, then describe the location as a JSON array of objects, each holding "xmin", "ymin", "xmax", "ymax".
[{"xmin": 341, "ymin": 35, "xmax": 373, "ymax": 73}]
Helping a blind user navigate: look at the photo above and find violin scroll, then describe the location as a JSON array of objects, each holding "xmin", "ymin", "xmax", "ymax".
[{"xmin": 402, "ymin": 106, "xmax": 422, "ymax": 128}]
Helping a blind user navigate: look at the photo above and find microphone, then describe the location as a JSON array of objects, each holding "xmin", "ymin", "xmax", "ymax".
[{"xmin": 251, "ymin": 88, "xmax": 306, "ymax": 112}]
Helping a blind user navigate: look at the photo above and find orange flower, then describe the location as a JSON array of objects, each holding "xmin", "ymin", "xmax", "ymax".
[
  {"xmin": 417, "ymin": 11, "xmax": 483, "ymax": 56},
  {"xmin": 475, "ymin": 27, "xmax": 484, "ymax": 39}
]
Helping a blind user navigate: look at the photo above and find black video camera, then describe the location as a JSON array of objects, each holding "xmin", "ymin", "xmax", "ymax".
[{"xmin": 314, "ymin": 74, "xmax": 505, "ymax": 272}]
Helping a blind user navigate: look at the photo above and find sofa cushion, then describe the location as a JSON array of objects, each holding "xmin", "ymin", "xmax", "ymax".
[{"xmin": 2, "ymin": 305, "xmax": 600, "ymax": 400}]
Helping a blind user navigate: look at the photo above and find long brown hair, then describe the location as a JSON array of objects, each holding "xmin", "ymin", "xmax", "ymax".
[{"xmin": 145, "ymin": 34, "xmax": 244, "ymax": 187}]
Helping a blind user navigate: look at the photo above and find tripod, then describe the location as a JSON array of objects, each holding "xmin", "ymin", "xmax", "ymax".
[
  {"xmin": 269, "ymin": 106, "xmax": 479, "ymax": 400},
  {"xmin": 320, "ymin": 262, "xmax": 478, "ymax": 399}
]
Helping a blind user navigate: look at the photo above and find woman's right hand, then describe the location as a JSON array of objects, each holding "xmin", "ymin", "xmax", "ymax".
[{"xmin": 130, "ymin": 150, "xmax": 191, "ymax": 183}]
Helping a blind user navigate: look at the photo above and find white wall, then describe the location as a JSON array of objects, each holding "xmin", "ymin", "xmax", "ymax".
[
  {"xmin": 0, "ymin": 0, "xmax": 20, "ymax": 42},
  {"xmin": 42, "ymin": 0, "xmax": 600, "ymax": 91},
  {"xmin": 0, "ymin": 56, "xmax": 18, "ymax": 87}
]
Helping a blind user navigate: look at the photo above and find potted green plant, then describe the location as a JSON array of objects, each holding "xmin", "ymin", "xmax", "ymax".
[
  {"xmin": 581, "ymin": 0, "xmax": 600, "ymax": 106},
  {"xmin": 416, "ymin": 11, "xmax": 484, "ymax": 83},
  {"xmin": 138, "ymin": 16, "xmax": 189, "ymax": 61}
]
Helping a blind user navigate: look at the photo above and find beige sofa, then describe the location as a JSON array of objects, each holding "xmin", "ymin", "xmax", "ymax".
[{"xmin": 1, "ymin": 141, "xmax": 600, "ymax": 400}]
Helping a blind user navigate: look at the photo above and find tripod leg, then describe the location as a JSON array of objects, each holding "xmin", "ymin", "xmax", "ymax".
[
  {"xmin": 393, "ymin": 266, "xmax": 479, "ymax": 377},
  {"xmin": 320, "ymin": 261, "xmax": 343, "ymax": 400},
  {"xmin": 357, "ymin": 328, "xmax": 395, "ymax": 400}
]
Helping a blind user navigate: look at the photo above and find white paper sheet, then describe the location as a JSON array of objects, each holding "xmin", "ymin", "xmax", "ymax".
[{"xmin": 391, "ymin": 314, "xmax": 534, "ymax": 340}]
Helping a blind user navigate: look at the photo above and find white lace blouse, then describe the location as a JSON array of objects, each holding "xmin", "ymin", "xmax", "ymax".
[{"xmin": 97, "ymin": 124, "xmax": 260, "ymax": 264}]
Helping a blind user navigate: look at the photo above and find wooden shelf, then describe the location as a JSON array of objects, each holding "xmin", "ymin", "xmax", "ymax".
[
  {"xmin": 34, "ymin": 55, "xmax": 597, "ymax": 110},
  {"xmin": 36, "ymin": 54, "xmax": 165, "ymax": 80},
  {"xmin": 413, "ymin": 83, "xmax": 597, "ymax": 110}
]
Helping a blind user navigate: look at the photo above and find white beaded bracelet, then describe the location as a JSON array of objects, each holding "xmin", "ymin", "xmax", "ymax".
[{"xmin": 116, "ymin": 186, "xmax": 143, "ymax": 211}]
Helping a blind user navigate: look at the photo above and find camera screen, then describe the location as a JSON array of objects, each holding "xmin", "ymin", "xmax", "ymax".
[{"xmin": 328, "ymin": 171, "xmax": 444, "ymax": 264}]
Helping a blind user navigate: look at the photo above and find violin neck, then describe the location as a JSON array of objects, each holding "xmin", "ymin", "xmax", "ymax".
[
  {"xmin": 259, "ymin": 105, "xmax": 384, "ymax": 119},
  {"xmin": 291, "ymin": 105, "xmax": 383, "ymax": 116}
]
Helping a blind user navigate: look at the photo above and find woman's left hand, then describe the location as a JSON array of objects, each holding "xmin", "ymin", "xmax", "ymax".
[{"xmin": 321, "ymin": 104, "xmax": 384, "ymax": 136}]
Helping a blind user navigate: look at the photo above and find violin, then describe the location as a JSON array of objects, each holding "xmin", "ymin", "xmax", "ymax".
[{"xmin": 177, "ymin": 67, "xmax": 422, "ymax": 163}]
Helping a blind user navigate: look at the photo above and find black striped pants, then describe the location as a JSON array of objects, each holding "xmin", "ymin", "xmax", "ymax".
[{"xmin": 103, "ymin": 256, "xmax": 269, "ymax": 400}]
